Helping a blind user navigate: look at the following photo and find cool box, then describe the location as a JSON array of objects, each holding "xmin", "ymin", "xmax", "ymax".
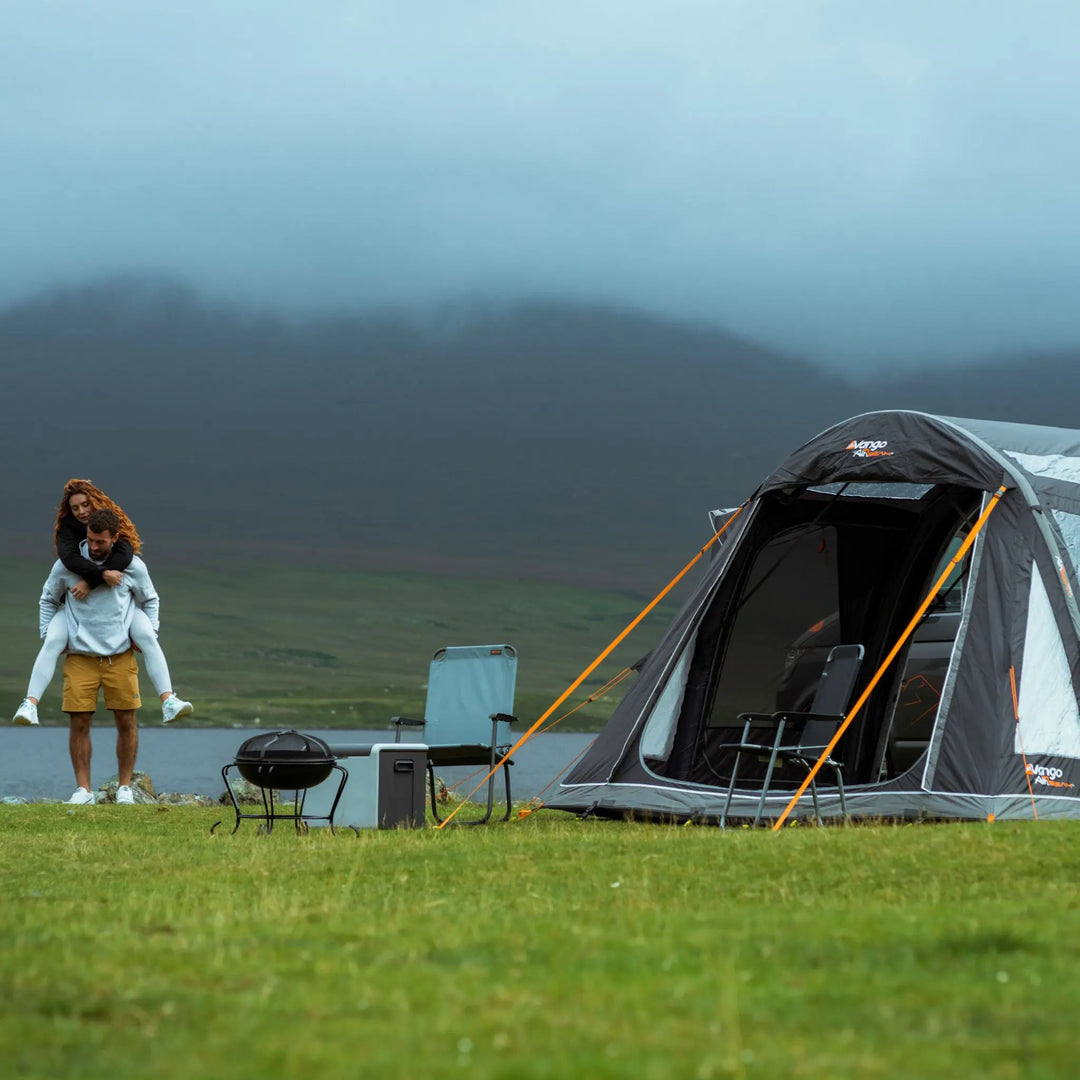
[{"xmin": 304, "ymin": 743, "xmax": 428, "ymax": 829}]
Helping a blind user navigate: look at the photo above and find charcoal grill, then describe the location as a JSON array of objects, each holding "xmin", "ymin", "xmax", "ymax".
[{"xmin": 218, "ymin": 729, "xmax": 348, "ymax": 834}]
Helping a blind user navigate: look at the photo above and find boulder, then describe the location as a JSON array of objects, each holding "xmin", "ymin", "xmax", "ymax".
[
  {"xmin": 218, "ymin": 778, "xmax": 264, "ymax": 805},
  {"xmin": 433, "ymin": 776, "xmax": 457, "ymax": 805},
  {"xmin": 99, "ymin": 770, "xmax": 158, "ymax": 804},
  {"xmin": 157, "ymin": 792, "xmax": 216, "ymax": 807}
]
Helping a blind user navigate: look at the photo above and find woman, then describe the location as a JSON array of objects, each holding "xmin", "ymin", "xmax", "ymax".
[{"xmin": 13, "ymin": 478, "xmax": 194, "ymax": 726}]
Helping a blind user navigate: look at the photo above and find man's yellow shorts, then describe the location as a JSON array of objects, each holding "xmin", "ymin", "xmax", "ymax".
[{"xmin": 62, "ymin": 651, "xmax": 142, "ymax": 713}]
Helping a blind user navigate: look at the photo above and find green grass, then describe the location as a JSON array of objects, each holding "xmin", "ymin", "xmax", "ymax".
[
  {"xmin": 0, "ymin": 560, "xmax": 684, "ymax": 730},
  {"xmin": 1, "ymin": 810, "xmax": 1077, "ymax": 1079}
]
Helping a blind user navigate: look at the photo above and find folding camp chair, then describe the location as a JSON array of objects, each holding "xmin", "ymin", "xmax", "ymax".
[
  {"xmin": 719, "ymin": 644, "xmax": 864, "ymax": 827},
  {"xmin": 393, "ymin": 644, "xmax": 518, "ymax": 825}
]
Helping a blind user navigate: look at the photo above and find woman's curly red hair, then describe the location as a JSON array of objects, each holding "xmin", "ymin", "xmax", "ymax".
[{"xmin": 54, "ymin": 478, "xmax": 142, "ymax": 553}]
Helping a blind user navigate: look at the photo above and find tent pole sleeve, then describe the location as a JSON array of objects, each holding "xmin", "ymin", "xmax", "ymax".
[
  {"xmin": 435, "ymin": 501, "xmax": 750, "ymax": 828},
  {"xmin": 771, "ymin": 485, "xmax": 1009, "ymax": 832}
]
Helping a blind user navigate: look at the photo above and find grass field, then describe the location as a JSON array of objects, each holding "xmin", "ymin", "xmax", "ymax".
[
  {"xmin": 0, "ymin": 560, "xmax": 685, "ymax": 731},
  {"xmin": 1, "ymin": 807, "xmax": 1077, "ymax": 1079}
]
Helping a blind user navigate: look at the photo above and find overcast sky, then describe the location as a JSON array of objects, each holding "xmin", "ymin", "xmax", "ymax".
[{"xmin": 3, "ymin": 1, "xmax": 1079, "ymax": 367}]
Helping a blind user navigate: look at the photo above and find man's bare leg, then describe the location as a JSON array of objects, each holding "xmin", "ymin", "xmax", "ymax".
[
  {"xmin": 113, "ymin": 709, "xmax": 138, "ymax": 787},
  {"xmin": 68, "ymin": 712, "xmax": 93, "ymax": 792}
]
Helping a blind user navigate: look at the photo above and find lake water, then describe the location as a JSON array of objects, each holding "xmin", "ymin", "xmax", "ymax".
[{"xmin": 0, "ymin": 726, "xmax": 595, "ymax": 803}]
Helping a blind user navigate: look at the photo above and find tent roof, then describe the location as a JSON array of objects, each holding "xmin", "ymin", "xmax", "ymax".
[
  {"xmin": 759, "ymin": 410, "xmax": 1080, "ymax": 499},
  {"xmin": 944, "ymin": 415, "xmax": 1080, "ymax": 459}
]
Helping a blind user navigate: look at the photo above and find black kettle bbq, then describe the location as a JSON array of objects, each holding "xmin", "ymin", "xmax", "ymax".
[{"xmin": 218, "ymin": 729, "xmax": 348, "ymax": 834}]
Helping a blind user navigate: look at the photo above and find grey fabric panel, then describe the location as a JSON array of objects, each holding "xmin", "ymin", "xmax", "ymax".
[
  {"xmin": 944, "ymin": 416, "xmax": 1080, "ymax": 459},
  {"xmin": 1032, "ymin": 501, "xmax": 1080, "ymax": 641},
  {"xmin": 1017, "ymin": 477, "xmax": 1080, "ymax": 515},
  {"xmin": 998, "ymin": 535, "xmax": 1080, "ymax": 789},
  {"xmin": 933, "ymin": 496, "xmax": 1032, "ymax": 793},
  {"xmin": 921, "ymin": 508, "xmax": 987, "ymax": 790}
]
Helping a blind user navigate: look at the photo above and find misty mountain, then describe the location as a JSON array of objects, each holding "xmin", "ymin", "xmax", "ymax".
[{"xmin": 2, "ymin": 278, "xmax": 1076, "ymax": 586}]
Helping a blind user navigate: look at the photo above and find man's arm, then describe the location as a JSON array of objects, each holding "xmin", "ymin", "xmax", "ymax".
[{"xmin": 38, "ymin": 565, "xmax": 67, "ymax": 639}]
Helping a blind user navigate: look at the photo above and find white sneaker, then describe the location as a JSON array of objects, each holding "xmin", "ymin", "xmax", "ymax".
[
  {"xmin": 67, "ymin": 787, "xmax": 96, "ymax": 805},
  {"xmin": 13, "ymin": 699, "xmax": 39, "ymax": 726},
  {"xmin": 116, "ymin": 785, "xmax": 135, "ymax": 805},
  {"xmin": 162, "ymin": 694, "xmax": 193, "ymax": 724}
]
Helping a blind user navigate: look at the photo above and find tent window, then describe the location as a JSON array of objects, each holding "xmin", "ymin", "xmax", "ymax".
[
  {"xmin": 1016, "ymin": 562, "xmax": 1080, "ymax": 759},
  {"xmin": 883, "ymin": 646, "xmax": 951, "ymax": 777},
  {"xmin": 640, "ymin": 634, "xmax": 695, "ymax": 764},
  {"xmin": 706, "ymin": 524, "xmax": 841, "ymax": 726},
  {"xmin": 873, "ymin": 531, "xmax": 968, "ymax": 779},
  {"xmin": 1051, "ymin": 509, "xmax": 1080, "ymax": 582},
  {"xmin": 928, "ymin": 536, "xmax": 966, "ymax": 614},
  {"xmin": 1005, "ymin": 451, "xmax": 1080, "ymax": 485},
  {"xmin": 809, "ymin": 482, "xmax": 934, "ymax": 499}
]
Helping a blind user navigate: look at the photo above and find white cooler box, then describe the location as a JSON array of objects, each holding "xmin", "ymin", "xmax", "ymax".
[{"xmin": 304, "ymin": 743, "xmax": 428, "ymax": 829}]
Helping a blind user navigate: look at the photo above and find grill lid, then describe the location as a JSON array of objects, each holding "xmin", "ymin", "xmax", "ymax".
[
  {"xmin": 234, "ymin": 729, "xmax": 334, "ymax": 764},
  {"xmin": 233, "ymin": 729, "xmax": 336, "ymax": 789}
]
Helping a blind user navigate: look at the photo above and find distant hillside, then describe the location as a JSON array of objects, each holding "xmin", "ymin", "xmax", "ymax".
[
  {"xmin": 2, "ymin": 277, "xmax": 1076, "ymax": 585},
  {"xmin": 855, "ymin": 351, "xmax": 1080, "ymax": 428}
]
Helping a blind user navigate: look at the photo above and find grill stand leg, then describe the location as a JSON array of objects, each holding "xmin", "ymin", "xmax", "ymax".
[{"xmin": 214, "ymin": 764, "xmax": 348, "ymax": 835}]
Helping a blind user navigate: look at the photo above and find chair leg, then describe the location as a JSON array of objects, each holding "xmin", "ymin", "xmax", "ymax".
[
  {"xmin": 427, "ymin": 763, "xmax": 445, "ymax": 824},
  {"xmin": 499, "ymin": 762, "xmax": 512, "ymax": 822},
  {"xmin": 809, "ymin": 776, "xmax": 822, "ymax": 826},
  {"xmin": 792, "ymin": 756, "xmax": 845, "ymax": 826},
  {"xmin": 720, "ymin": 749, "xmax": 744, "ymax": 829},
  {"xmin": 722, "ymin": 718, "xmax": 758, "ymax": 828},
  {"xmin": 477, "ymin": 768, "xmax": 496, "ymax": 825},
  {"xmin": 834, "ymin": 765, "xmax": 848, "ymax": 821},
  {"xmin": 425, "ymin": 756, "xmax": 512, "ymax": 827},
  {"xmin": 451, "ymin": 751, "xmax": 500, "ymax": 826},
  {"xmin": 753, "ymin": 720, "xmax": 786, "ymax": 828},
  {"xmin": 753, "ymin": 747, "xmax": 781, "ymax": 828}
]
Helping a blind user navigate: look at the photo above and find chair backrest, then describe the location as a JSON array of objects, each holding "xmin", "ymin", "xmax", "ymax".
[
  {"xmin": 800, "ymin": 644, "xmax": 864, "ymax": 746},
  {"xmin": 423, "ymin": 644, "xmax": 517, "ymax": 748}
]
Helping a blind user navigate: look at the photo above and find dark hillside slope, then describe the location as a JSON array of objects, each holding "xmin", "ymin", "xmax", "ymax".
[
  {"xmin": 7, "ymin": 279, "xmax": 1077, "ymax": 585},
  {"xmin": 851, "ymin": 351, "xmax": 1080, "ymax": 430},
  {"xmin": 0, "ymin": 281, "xmax": 852, "ymax": 583}
]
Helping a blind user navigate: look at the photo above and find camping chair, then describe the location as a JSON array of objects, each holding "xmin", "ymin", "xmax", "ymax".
[
  {"xmin": 393, "ymin": 644, "xmax": 518, "ymax": 825},
  {"xmin": 719, "ymin": 644, "xmax": 864, "ymax": 828}
]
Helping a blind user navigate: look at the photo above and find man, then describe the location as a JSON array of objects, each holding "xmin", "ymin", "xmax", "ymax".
[{"xmin": 38, "ymin": 507, "xmax": 162, "ymax": 805}]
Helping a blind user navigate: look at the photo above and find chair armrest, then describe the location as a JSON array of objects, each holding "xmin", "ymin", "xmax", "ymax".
[
  {"xmin": 770, "ymin": 711, "xmax": 844, "ymax": 726},
  {"xmin": 490, "ymin": 713, "xmax": 517, "ymax": 724},
  {"xmin": 714, "ymin": 740, "xmax": 781, "ymax": 755},
  {"xmin": 772, "ymin": 746, "xmax": 846, "ymax": 776}
]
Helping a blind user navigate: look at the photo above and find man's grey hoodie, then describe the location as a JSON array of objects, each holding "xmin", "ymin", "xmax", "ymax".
[{"xmin": 39, "ymin": 541, "xmax": 160, "ymax": 657}]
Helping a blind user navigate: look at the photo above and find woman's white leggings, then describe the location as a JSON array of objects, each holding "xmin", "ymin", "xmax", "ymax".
[{"xmin": 26, "ymin": 609, "xmax": 173, "ymax": 701}]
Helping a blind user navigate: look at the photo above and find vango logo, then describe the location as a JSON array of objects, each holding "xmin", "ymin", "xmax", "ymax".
[
  {"xmin": 845, "ymin": 439, "xmax": 893, "ymax": 459},
  {"xmin": 1026, "ymin": 762, "xmax": 1075, "ymax": 789}
]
